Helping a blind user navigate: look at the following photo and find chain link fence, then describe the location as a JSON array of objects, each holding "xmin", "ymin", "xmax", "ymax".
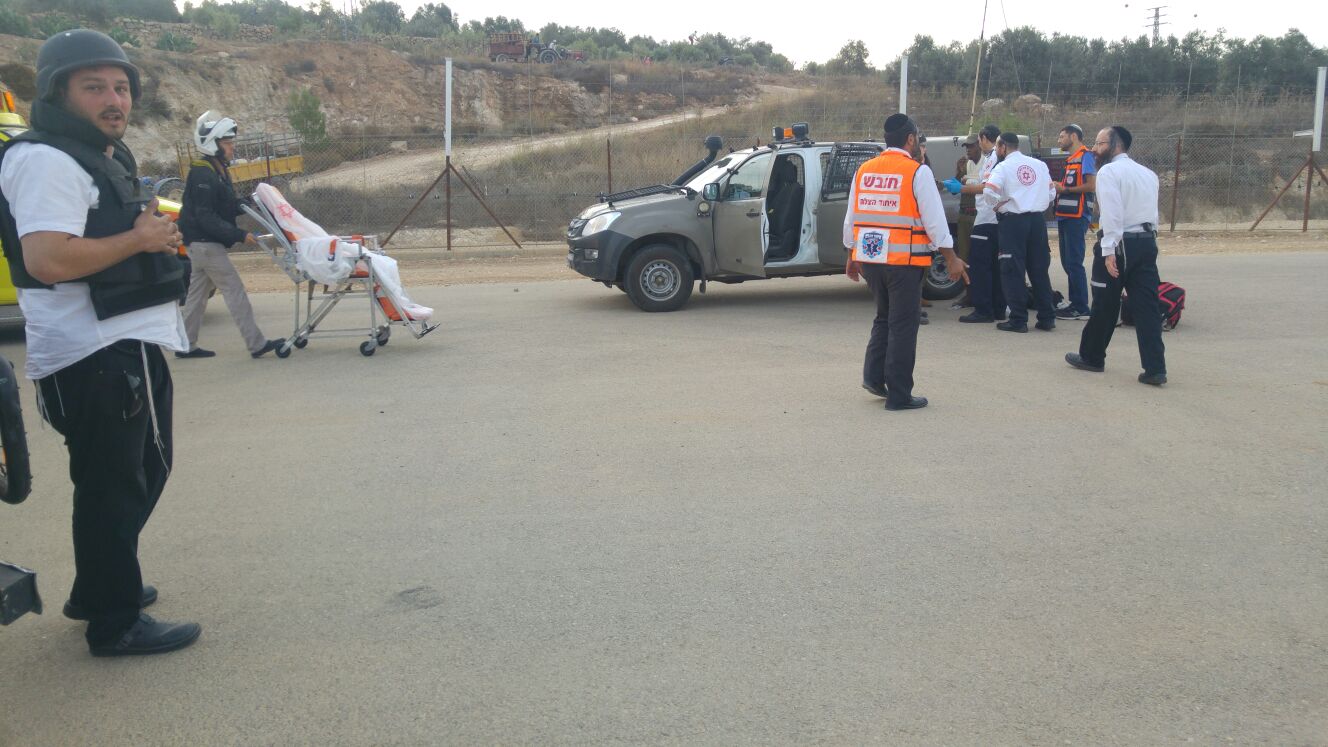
[{"xmin": 229, "ymin": 76, "xmax": 1325, "ymax": 249}]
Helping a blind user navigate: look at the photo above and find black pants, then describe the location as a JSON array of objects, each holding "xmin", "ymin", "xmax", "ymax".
[
  {"xmin": 37, "ymin": 341, "xmax": 173, "ymax": 646},
  {"xmin": 1078, "ymin": 237, "xmax": 1167, "ymax": 375},
  {"xmin": 861, "ymin": 263, "xmax": 924, "ymax": 405},
  {"xmin": 967, "ymin": 222, "xmax": 1007, "ymax": 319},
  {"xmin": 997, "ymin": 211, "xmax": 1056, "ymax": 325}
]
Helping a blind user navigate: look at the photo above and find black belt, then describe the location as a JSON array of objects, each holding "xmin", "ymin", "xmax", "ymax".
[{"xmin": 1123, "ymin": 230, "xmax": 1157, "ymax": 239}]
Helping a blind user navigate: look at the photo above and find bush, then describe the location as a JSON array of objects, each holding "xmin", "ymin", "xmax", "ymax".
[
  {"xmin": 108, "ymin": 26, "xmax": 140, "ymax": 47},
  {"xmin": 32, "ymin": 13, "xmax": 77, "ymax": 39},
  {"xmin": 156, "ymin": 31, "xmax": 197, "ymax": 53},
  {"xmin": 0, "ymin": 3, "xmax": 32, "ymax": 38},
  {"xmin": 212, "ymin": 10, "xmax": 239, "ymax": 39},
  {"xmin": 287, "ymin": 86, "xmax": 327, "ymax": 145}
]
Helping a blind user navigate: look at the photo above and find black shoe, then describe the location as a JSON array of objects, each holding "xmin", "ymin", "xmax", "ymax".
[
  {"xmin": 89, "ymin": 614, "xmax": 202, "ymax": 657},
  {"xmin": 997, "ymin": 321, "xmax": 1028, "ymax": 333},
  {"xmin": 1035, "ymin": 320, "xmax": 1056, "ymax": 331},
  {"xmin": 174, "ymin": 348, "xmax": 215, "ymax": 359},
  {"xmin": 1064, "ymin": 353, "xmax": 1104, "ymax": 373},
  {"xmin": 919, "ymin": 311, "xmax": 929, "ymax": 325},
  {"xmin": 251, "ymin": 339, "xmax": 285, "ymax": 359},
  {"xmin": 885, "ymin": 396, "xmax": 928, "ymax": 411},
  {"xmin": 861, "ymin": 382, "xmax": 888, "ymax": 399},
  {"xmin": 1138, "ymin": 372, "xmax": 1168, "ymax": 386},
  {"xmin": 64, "ymin": 585, "xmax": 158, "ymax": 621},
  {"xmin": 958, "ymin": 312, "xmax": 994, "ymax": 323},
  {"xmin": 1056, "ymin": 307, "xmax": 1090, "ymax": 320}
]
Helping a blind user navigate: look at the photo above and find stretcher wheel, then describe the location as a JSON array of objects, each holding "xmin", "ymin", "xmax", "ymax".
[
  {"xmin": 376, "ymin": 329, "xmax": 390, "ymax": 346},
  {"xmin": 359, "ymin": 341, "xmax": 376, "ymax": 357},
  {"xmin": 0, "ymin": 355, "xmax": 33, "ymax": 505},
  {"xmin": 294, "ymin": 337, "xmax": 309, "ymax": 349},
  {"xmin": 275, "ymin": 344, "xmax": 292, "ymax": 359}
]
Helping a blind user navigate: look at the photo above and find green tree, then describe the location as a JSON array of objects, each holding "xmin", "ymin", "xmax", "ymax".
[
  {"xmin": 287, "ymin": 86, "xmax": 327, "ymax": 145},
  {"xmin": 826, "ymin": 40, "xmax": 872, "ymax": 75},
  {"xmin": 356, "ymin": 1, "xmax": 402, "ymax": 35},
  {"xmin": 403, "ymin": 2, "xmax": 454, "ymax": 37}
]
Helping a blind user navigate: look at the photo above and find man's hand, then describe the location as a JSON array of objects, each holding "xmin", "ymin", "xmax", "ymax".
[
  {"xmin": 947, "ymin": 256, "xmax": 969, "ymax": 283},
  {"xmin": 1105, "ymin": 254, "xmax": 1119, "ymax": 278},
  {"xmin": 1054, "ymin": 182, "xmax": 1065, "ymax": 194},
  {"xmin": 845, "ymin": 258, "xmax": 862, "ymax": 282},
  {"xmin": 942, "ymin": 178, "xmax": 963, "ymax": 195},
  {"xmin": 134, "ymin": 198, "xmax": 181, "ymax": 254},
  {"xmin": 244, "ymin": 233, "xmax": 258, "ymax": 245}
]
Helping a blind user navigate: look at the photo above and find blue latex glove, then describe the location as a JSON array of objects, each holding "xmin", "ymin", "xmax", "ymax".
[{"xmin": 942, "ymin": 178, "xmax": 963, "ymax": 195}]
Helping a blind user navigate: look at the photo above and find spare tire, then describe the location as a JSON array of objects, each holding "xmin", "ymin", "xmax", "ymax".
[{"xmin": 0, "ymin": 356, "xmax": 32, "ymax": 505}]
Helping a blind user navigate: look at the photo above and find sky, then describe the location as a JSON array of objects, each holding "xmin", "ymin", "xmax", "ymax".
[{"xmin": 414, "ymin": 0, "xmax": 1327, "ymax": 67}]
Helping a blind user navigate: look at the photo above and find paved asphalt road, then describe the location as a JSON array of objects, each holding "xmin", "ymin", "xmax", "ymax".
[{"xmin": 1, "ymin": 252, "xmax": 1324, "ymax": 745}]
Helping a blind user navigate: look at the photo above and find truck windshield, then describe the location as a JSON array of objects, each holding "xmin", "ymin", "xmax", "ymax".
[{"xmin": 683, "ymin": 155, "xmax": 739, "ymax": 191}]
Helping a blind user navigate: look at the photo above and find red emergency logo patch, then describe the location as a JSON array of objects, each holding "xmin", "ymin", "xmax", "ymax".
[{"xmin": 1017, "ymin": 165, "xmax": 1036, "ymax": 186}]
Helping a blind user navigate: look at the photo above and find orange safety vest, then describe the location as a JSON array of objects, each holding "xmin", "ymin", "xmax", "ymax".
[
  {"xmin": 848, "ymin": 150, "xmax": 932, "ymax": 266},
  {"xmin": 1055, "ymin": 146, "xmax": 1094, "ymax": 219}
]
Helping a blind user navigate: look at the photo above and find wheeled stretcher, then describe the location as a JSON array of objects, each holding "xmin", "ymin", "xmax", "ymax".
[{"xmin": 242, "ymin": 183, "xmax": 438, "ymax": 357}]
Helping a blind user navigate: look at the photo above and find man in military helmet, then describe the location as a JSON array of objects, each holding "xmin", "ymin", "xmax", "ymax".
[{"xmin": 0, "ymin": 29, "xmax": 202, "ymax": 656}]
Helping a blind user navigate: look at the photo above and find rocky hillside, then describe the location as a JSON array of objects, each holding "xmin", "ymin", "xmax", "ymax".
[{"xmin": 0, "ymin": 30, "xmax": 759, "ymax": 166}]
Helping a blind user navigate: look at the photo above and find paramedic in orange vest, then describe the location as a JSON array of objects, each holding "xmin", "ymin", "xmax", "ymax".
[
  {"xmin": 844, "ymin": 113, "xmax": 967, "ymax": 411},
  {"xmin": 1053, "ymin": 124, "xmax": 1096, "ymax": 320}
]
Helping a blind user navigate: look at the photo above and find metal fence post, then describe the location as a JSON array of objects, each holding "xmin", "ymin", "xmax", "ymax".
[
  {"xmin": 607, "ymin": 138, "xmax": 613, "ymax": 194},
  {"xmin": 1304, "ymin": 149, "xmax": 1315, "ymax": 232},
  {"xmin": 1169, "ymin": 137, "xmax": 1183, "ymax": 232}
]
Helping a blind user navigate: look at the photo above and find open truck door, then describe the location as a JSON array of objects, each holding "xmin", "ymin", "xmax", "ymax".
[
  {"xmin": 709, "ymin": 151, "xmax": 772, "ymax": 277},
  {"xmin": 816, "ymin": 143, "xmax": 882, "ymax": 266}
]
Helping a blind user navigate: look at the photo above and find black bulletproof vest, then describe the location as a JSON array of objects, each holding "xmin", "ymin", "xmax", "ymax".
[{"xmin": 0, "ymin": 130, "xmax": 184, "ymax": 320}]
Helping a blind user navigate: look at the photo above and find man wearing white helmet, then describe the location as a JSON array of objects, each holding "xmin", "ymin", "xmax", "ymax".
[{"xmin": 176, "ymin": 110, "xmax": 281, "ymax": 359}]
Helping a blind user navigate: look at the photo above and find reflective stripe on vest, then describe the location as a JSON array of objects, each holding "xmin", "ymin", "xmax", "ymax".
[
  {"xmin": 1055, "ymin": 146, "xmax": 1094, "ymax": 219},
  {"xmin": 849, "ymin": 151, "xmax": 932, "ymax": 267}
]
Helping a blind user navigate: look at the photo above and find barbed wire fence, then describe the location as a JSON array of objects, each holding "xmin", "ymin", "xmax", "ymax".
[{"xmin": 227, "ymin": 70, "xmax": 1325, "ymax": 251}]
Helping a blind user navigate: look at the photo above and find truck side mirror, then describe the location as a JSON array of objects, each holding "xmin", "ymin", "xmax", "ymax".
[{"xmin": 702, "ymin": 183, "xmax": 719, "ymax": 201}]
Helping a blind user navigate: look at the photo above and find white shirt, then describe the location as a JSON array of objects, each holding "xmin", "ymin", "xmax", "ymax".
[
  {"xmin": 842, "ymin": 147, "xmax": 954, "ymax": 251},
  {"xmin": 974, "ymin": 149, "xmax": 1000, "ymax": 226},
  {"xmin": 983, "ymin": 150, "xmax": 1056, "ymax": 214},
  {"xmin": 0, "ymin": 143, "xmax": 187, "ymax": 380},
  {"xmin": 1095, "ymin": 154, "xmax": 1160, "ymax": 255}
]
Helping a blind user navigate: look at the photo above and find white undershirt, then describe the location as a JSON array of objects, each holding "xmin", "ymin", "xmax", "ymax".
[{"xmin": 0, "ymin": 143, "xmax": 187, "ymax": 380}]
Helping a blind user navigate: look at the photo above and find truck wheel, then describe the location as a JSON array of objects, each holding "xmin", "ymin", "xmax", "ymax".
[
  {"xmin": 495, "ymin": 53, "xmax": 511, "ymax": 62},
  {"xmin": 539, "ymin": 49, "xmax": 557, "ymax": 63},
  {"xmin": 922, "ymin": 254, "xmax": 964, "ymax": 301},
  {"xmin": 0, "ymin": 356, "xmax": 32, "ymax": 505},
  {"xmin": 624, "ymin": 245, "xmax": 694, "ymax": 312}
]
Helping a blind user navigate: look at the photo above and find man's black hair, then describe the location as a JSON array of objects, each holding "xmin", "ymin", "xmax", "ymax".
[
  {"xmin": 883, "ymin": 113, "xmax": 917, "ymax": 148},
  {"xmin": 979, "ymin": 124, "xmax": 1001, "ymax": 143},
  {"xmin": 1109, "ymin": 125, "xmax": 1133, "ymax": 151},
  {"xmin": 1061, "ymin": 124, "xmax": 1084, "ymax": 140},
  {"xmin": 998, "ymin": 132, "xmax": 1019, "ymax": 148}
]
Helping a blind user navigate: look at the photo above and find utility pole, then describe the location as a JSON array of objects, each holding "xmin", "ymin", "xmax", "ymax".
[{"xmin": 1145, "ymin": 5, "xmax": 1169, "ymax": 45}]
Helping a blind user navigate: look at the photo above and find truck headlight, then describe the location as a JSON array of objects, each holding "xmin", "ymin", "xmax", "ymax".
[{"xmin": 583, "ymin": 211, "xmax": 620, "ymax": 236}]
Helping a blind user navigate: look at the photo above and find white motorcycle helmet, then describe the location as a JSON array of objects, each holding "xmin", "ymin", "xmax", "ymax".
[{"xmin": 194, "ymin": 109, "xmax": 237, "ymax": 157}]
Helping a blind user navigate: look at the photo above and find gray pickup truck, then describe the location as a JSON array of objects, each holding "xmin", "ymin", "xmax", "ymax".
[{"xmin": 566, "ymin": 127, "xmax": 1030, "ymax": 312}]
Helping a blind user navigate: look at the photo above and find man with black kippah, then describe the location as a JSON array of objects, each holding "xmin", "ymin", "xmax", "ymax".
[
  {"xmin": 844, "ymin": 113, "xmax": 967, "ymax": 411},
  {"xmin": 0, "ymin": 29, "xmax": 202, "ymax": 656},
  {"xmin": 1066, "ymin": 125, "xmax": 1168, "ymax": 385}
]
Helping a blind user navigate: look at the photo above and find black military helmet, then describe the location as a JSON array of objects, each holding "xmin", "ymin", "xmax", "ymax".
[{"xmin": 35, "ymin": 28, "xmax": 141, "ymax": 102}]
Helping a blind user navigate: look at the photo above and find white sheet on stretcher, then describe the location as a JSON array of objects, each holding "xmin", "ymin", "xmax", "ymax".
[{"xmin": 253, "ymin": 183, "xmax": 433, "ymax": 321}]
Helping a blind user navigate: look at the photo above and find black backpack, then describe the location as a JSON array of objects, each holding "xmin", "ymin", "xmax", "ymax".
[{"xmin": 1121, "ymin": 281, "xmax": 1185, "ymax": 330}]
